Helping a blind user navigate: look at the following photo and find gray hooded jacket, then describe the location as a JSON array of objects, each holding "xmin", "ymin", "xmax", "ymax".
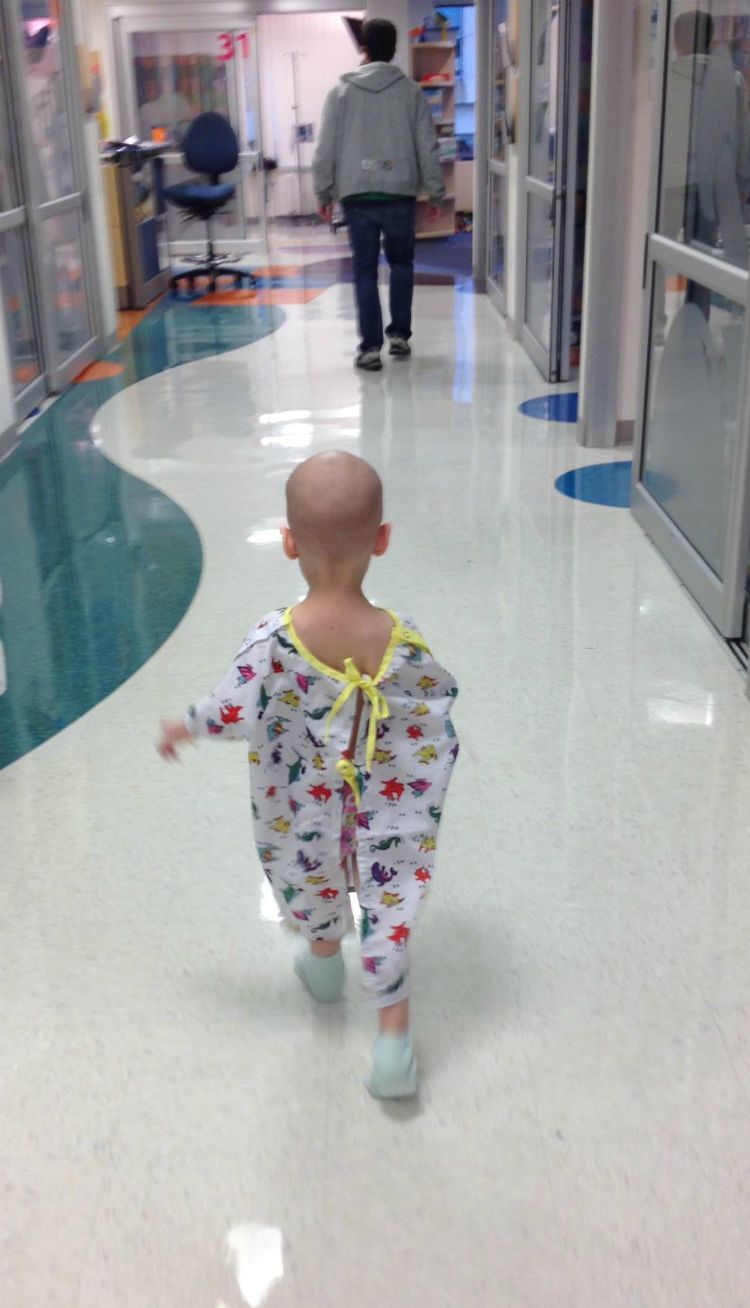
[{"xmin": 312, "ymin": 62, "xmax": 445, "ymax": 205}]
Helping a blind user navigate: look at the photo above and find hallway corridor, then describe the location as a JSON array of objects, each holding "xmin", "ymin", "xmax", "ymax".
[{"xmin": 2, "ymin": 269, "xmax": 750, "ymax": 1308}]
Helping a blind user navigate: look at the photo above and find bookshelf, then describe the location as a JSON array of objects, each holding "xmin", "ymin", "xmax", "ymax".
[{"xmin": 410, "ymin": 40, "xmax": 456, "ymax": 239}]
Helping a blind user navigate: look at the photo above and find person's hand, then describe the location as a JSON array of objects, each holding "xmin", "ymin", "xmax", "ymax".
[
  {"xmin": 319, "ymin": 203, "xmax": 333, "ymax": 224},
  {"xmin": 427, "ymin": 203, "xmax": 441, "ymax": 222},
  {"xmin": 157, "ymin": 718, "xmax": 193, "ymax": 762}
]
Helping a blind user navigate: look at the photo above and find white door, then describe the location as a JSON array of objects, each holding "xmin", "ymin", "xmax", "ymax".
[
  {"xmin": 632, "ymin": 2, "xmax": 750, "ymax": 640},
  {"xmin": 0, "ymin": 24, "xmax": 45, "ymax": 419},
  {"xmin": 487, "ymin": 0, "xmax": 509, "ymax": 315},
  {"xmin": 519, "ymin": 0, "xmax": 582, "ymax": 382},
  {"xmin": 112, "ymin": 8, "xmax": 267, "ymax": 255},
  {"xmin": 4, "ymin": 0, "xmax": 100, "ymax": 396}
]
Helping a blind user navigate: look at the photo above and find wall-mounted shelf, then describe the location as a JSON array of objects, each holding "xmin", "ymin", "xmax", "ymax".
[{"xmin": 411, "ymin": 41, "xmax": 456, "ymax": 240}]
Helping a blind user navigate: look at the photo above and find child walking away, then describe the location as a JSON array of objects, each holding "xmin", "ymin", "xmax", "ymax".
[{"xmin": 158, "ymin": 452, "xmax": 459, "ymax": 1099}]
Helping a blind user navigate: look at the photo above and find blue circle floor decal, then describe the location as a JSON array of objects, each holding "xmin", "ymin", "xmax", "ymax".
[
  {"xmin": 519, "ymin": 392, "xmax": 579, "ymax": 422},
  {"xmin": 555, "ymin": 460, "xmax": 632, "ymax": 508}
]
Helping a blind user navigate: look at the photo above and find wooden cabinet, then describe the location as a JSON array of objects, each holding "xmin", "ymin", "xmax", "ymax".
[{"xmin": 410, "ymin": 41, "xmax": 456, "ymax": 240}]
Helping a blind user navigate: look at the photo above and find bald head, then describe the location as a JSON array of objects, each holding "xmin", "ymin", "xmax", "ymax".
[{"xmin": 286, "ymin": 452, "xmax": 383, "ymax": 562}]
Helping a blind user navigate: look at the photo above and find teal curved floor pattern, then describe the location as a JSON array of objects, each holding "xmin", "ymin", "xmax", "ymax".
[{"xmin": 0, "ymin": 296, "xmax": 285, "ymax": 769}]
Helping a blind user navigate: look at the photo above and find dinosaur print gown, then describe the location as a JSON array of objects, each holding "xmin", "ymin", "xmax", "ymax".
[{"xmin": 186, "ymin": 606, "xmax": 459, "ymax": 1007}]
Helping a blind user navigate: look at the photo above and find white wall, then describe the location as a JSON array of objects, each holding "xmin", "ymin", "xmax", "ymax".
[
  {"xmin": 79, "ymin": 0, "xmax": 114, "ymax": 130},
  {"xmin": 578, "ymin": 0, "xmax": 656, "ymax": 447},
  {"xmin": 83, "ymin": 118, "xmax": 118, "ymax": 342},
  {"xmin": 257, "ymin": 10, "xmax": 364, "ymax": 215},
  {"xmin": 617, "ymin": 0, "xmax": 655, "ymax": 429},
  {"xmin": 257, "ymin": 11, "xmax": 363, "ymax": 168}
]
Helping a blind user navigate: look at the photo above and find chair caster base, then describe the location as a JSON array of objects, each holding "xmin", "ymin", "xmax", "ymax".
[{"xmin": 169, "ymin": 268, "xmax": 256, "ymax": 297}]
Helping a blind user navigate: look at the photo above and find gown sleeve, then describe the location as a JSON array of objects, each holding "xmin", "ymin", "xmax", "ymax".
[{"xmin": 184, "ymin": 621, "xmax": 274, "ymax": 742}]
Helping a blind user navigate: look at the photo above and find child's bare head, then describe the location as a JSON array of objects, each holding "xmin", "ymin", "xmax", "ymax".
[{"xmin": 283, "ymin": 451, "xmax": 389, "ymax": 582}]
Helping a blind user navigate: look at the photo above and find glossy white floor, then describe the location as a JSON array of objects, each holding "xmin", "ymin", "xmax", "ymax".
[{"xmin": 3, "ymin": 265, "xmax": 750, "ymax": 1308}]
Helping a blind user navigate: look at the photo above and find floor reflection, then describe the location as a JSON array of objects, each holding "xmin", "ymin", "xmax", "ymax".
[{"xmin": 0, "ymin": 297, "xmax": 283, "ymax": 768}]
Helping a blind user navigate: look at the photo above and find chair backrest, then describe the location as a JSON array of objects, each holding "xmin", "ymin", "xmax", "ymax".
[{"xmin": 182, "ymin": 112, "xmax": 239, "ymax": 180}]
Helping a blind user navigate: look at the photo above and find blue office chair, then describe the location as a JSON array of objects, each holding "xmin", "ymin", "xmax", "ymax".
[{"xmin": 163, "ymin": 112, "xmax": 256, "ymax": 292}]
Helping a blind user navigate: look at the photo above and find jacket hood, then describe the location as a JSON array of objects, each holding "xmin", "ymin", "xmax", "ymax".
[{"xmin": 341, "ymin": 63, "xmax": 406, "ymax": 93}]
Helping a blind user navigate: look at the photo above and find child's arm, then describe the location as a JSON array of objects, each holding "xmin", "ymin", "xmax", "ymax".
[
  {"xmin": 156, "ymin": 627, "xmax": 270, "ymax": 761},
  {"xmin": 157, "ymin": 719, "xmax": 194, "ymax": 761}
]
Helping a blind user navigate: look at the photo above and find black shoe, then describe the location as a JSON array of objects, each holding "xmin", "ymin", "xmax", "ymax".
[
  {"xmin": 388, "ymin": 336, "xmax": 411, "ymax": 358},
  {"xmin": 355, "ymin": 348, "xmax": 383, "ymax": 372}
]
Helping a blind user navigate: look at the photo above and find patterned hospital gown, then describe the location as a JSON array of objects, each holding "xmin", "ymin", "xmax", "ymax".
[{"xmin": 186, "ymin": 606, "xmax": 459, "ymax": 1007}]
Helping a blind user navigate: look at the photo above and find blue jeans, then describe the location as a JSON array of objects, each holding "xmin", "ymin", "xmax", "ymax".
[{"xmin": 343, "ymin": 199, "xmax": 416, "ymax": 351}]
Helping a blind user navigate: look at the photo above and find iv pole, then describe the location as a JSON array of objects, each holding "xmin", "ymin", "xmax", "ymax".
[{"xmin": 284, "ymin": 50, "xmax": 306, "ymax": 222}]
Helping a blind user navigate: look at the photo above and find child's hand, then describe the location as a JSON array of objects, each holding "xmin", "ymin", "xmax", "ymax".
[{"xmin": 157, "ymin": 719, "xmax": 193, "ymax": 762}]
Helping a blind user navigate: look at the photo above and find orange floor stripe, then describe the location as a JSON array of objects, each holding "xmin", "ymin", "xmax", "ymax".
[
  {"xmin": 75, "ymin": 360, "xmax": 125, "ymax": 382},
  {"xmin": 192, "ymin": 287, "xmax": 325, "ymax": 307},
  {"xmin": 190, "ymin": 289, "xmax": 258, "ymax": 305},
  {"xmin": 117, "ymin": 296, "xmax": 165, "ymax": 341},
  {"xmin": 117, "ymin": 311, "xmax": 151, "ymax": 341},
  {"xmin": 251, "ymin": 265, "xmax": 304, "ymax": 278}
]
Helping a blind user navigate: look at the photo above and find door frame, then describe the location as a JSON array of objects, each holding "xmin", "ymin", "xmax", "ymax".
[
  {"xmin": 0, "ymin": 208, "xmax": 47, "ymax": 421},
  {"xmin": 484, "ymin": 0, "xmax": 507, "ymax": 314},
  {"xmin": 487, "ymin": 160, "xmax": 508, "ymax": 316},
  {"xmin": 0, "ymin": 29, "xmax": 46, "ymax": 420},
  {"xmin": 4, "ymin": 0, "xmax": 100, "ymax": 396},
  {"xmin": 518, "ymin": 0, "xmax": 582, "ymax": 382},
  {"xmin": 630, "ymin": 0, "xmax": 750, "ymax": 639},
  {"xmin": 109, "ymin": 3, "xmax": 267, "ymax": 254}
]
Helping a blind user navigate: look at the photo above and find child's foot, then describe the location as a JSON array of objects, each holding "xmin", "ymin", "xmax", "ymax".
[
  {"xmin": 365, "ymin": 1033, "xmax": 418, "ymax": 1099},
  {"xmin": 294, "ymin": 943, "xmax": 345, "ymax": 1003}
]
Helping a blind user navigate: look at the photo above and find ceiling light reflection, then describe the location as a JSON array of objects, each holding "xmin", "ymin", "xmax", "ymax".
[
  {"xmin": 646, "ymin": 685, "xmax": 715, "ymax": 727},
  {"xmin": 223, "ymin": 1223, "xmax": 284, "ymax": 1308},
  {"xmin": 259, "ymin": 881, "xmax": 283, "ymax": 923},
  {"xmin": 258, "ymin": 410, "xmax": 311, "ymax": 425},
  {"xmin": 246, "ymin": 526, "xmax": 282, "ymax": 545},
  {"xmin": 260, "ymin": 422, "xmax": 314, "ymax": 449},
  {"xmin": 317, "ymin": 404, "xmax": 360, "ymax": 419}
]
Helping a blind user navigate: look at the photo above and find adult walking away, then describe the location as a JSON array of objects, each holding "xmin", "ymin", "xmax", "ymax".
[{"xmin": 312, "ymin": 19, "xmax": 445, "ymax": 371}]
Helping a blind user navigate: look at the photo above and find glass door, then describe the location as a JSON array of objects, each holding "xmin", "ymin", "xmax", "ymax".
[
  {"xmin": 113, "ymin": 14, "xmax": 267, "ymax": 255},
  {"xmin": 8, "ymin": 0, "xmax": 98, "ymax": 392},
  {"xmin": 520, "ymin": 0, "xmax": 582, "ymax": 381},
  {"xmin": 487, "ymin": 0, "xmax": 509, "ymax": 314},
  {"xmin": 632, "ymin": 3, "xmax": 750, "ymax": 639},
  {"xmin": 0, "ymin": 26, "xmax": 45, "ymax": 419}
]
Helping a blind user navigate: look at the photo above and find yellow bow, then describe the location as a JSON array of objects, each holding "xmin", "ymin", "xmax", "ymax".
[
  {"xmin": 336, "ymin": 757, "xmax": 361, "ymax": 804},
  {"xmin": 326, "ymin": 658, "xmax": 391, "ymax": 795}
]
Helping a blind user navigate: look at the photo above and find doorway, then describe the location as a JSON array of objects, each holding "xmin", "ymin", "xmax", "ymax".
[
  {"xmin": 112, "ymin": 10, "xmax": 267, "ymax": 254},
  {"xmin": 518, "ymin": 0, "xmax": 591, "ymax": 382},
  {"xmin": 410, "ymin": 4, "xmax": 476, "ymax": 281},
  {"xmin": 632, "ymin": 2, "xmax": 750, "ymax": 644},
  {"xmin": 0, "ymin": 0, "xmax": 100, "ymax": 419}
]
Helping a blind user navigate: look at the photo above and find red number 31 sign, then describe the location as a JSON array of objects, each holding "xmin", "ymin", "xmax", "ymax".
[{"xmin": 218, "ymin": 32, "xmax": 250, "ymax": 60}]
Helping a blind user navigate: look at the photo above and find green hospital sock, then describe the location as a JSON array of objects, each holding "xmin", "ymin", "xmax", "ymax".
[
  {"xmin": 294, "ymin": 943, "xmax": 345, "ymax": 1003},
  {"xmin": 365, "ymin": 1033, "xmax": 418, "ymax": 1100}
]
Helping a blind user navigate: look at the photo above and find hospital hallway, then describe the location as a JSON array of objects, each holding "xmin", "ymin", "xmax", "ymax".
[{"xmin": 2, "ymin": 249, "xmax": 750, "ymax": 1308}]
